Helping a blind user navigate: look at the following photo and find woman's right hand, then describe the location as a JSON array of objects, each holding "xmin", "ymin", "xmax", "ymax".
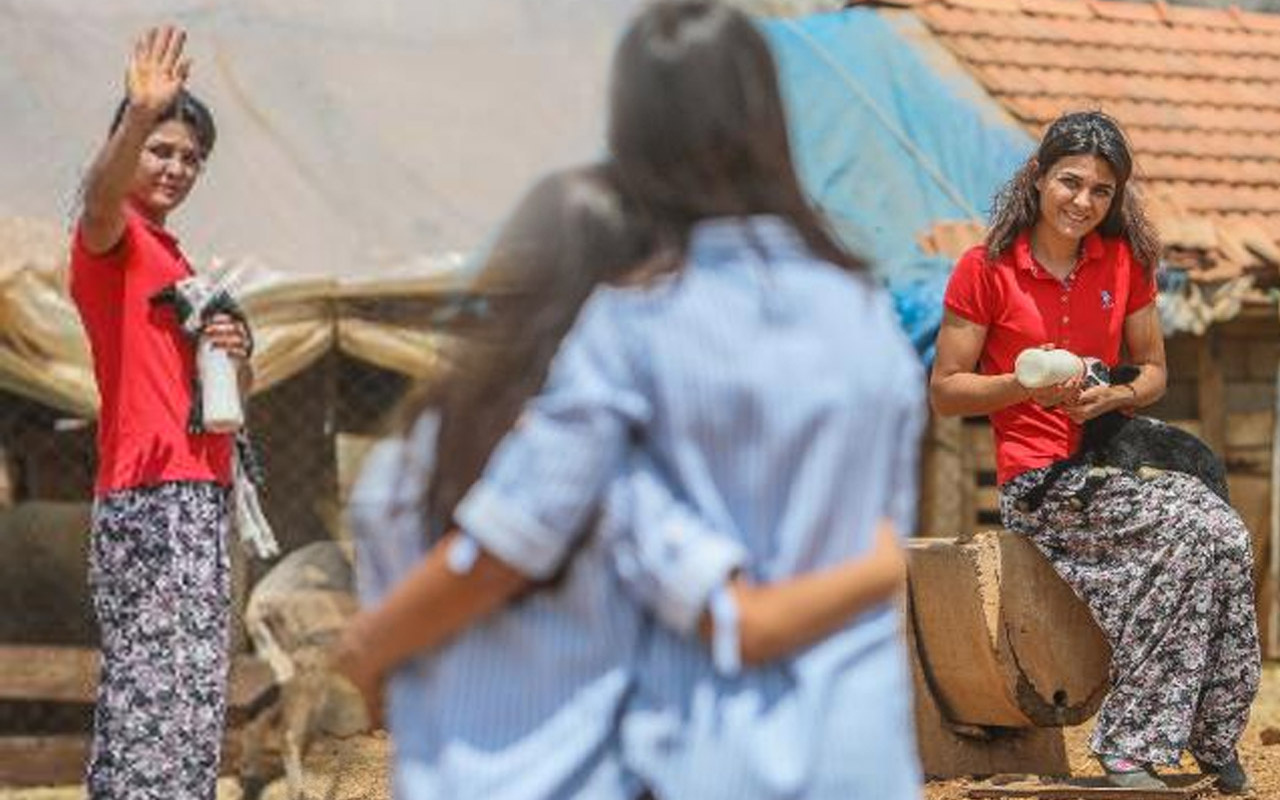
[
  {"xmin": 1024, "ymin": 377, "xmax": 1082, "ymax": 409},
  {"xmin": 126, "ymin": 26, "xmax": 191, "ymax": 117}
]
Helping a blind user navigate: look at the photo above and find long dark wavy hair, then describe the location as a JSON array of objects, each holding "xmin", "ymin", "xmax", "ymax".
[
  {"xmin": 391, "ymin": 165, "xmax": 654, "ymax": 537},
  {"xmin": 607, "ymin": 0, "xmax": 867, "ymax": 275},
  {"xmin": 985, "ymin": 110, "xmax": 1160, "ymax": 274}
]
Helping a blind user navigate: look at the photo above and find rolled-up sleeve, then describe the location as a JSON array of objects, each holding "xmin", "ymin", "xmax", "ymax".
[
  {"xmin": 455, "ymin": 289, "xmax": 651, "ymax": 579},
  {"xmin": 601, "ymin": 453, "xmax": 748, "ymax": 635}
]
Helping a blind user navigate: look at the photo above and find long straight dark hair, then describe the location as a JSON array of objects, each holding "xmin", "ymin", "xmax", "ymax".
[
  {"xmin": 985, "ymin": 110, "xmax": 1160, "ymax": 274},
  {"xmin": 392, "ymin": 165, "xmax": 654, "ymax": 535},
  {"xmin": 607, "ymin": 0, "xmax": 867, "ymax": 275}
]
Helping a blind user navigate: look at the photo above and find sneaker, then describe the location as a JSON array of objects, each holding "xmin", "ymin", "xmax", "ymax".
[
  {"xmin": 1196, "ymin": 754, "xmax": 1254, "ymax": 796},
  {"xmin": 1097, "ymin": 755, "xmax": 1167, "ymax": 790}
]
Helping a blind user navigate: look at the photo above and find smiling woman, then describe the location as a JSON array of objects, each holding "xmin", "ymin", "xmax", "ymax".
[
  {"xmin": 929, "ymin": 110, "xmax": 1260, "ymax": 795},
  {"xmin": 68, "ymin": 25, "xmax": 253, "ymax": 800}
]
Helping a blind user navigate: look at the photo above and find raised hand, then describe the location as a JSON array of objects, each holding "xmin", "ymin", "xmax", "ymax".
[{"xmin": 126, "ymin": 26, "xmax": 191, "ymax": 117}]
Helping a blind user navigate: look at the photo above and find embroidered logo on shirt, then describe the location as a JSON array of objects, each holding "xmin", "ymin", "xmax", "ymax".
[{"xmin": 1100, "ymin": 290, "xmax": 1114, "ymax": 310}]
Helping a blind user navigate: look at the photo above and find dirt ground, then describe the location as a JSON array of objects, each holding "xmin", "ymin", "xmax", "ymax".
[
  {"xmin": 5, "ymin": 666, "xmax": 1280, "ymax": 800},
  {"xmin": 923, "ymin": 662, "xmax": 1280, "ymax": 800}
]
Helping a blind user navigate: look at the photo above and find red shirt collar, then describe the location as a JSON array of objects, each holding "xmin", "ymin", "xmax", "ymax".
[
  {"xmin": 124, "ymin": 203, "xmax": 180, "ymax": 248},
  {"xmin": 1012, "ymin": 230, "xmax": 1104, "ymax": 278}
]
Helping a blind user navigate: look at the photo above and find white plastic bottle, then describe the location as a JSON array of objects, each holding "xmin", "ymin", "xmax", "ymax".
[
  {"xmin": 1014, "ymin": 347, "xmax": 1083, "ymax": 389},
  {"xmin": 198, "ymin": 338, "xmax": 244, "ymax": 433}
]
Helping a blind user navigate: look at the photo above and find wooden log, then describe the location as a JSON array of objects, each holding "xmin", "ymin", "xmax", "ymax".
[
  {"xmin": 907, "ymin": 595, "xmax": 1072, "ymax": 780},
  {"xmin": 908, "ymin": 533, "xmax": 1110, "ymax": 728}
]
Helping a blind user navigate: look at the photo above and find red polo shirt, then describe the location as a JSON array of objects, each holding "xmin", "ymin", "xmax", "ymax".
[
  {"xmin": 943, "ymin": 231, "xmax": 1157, "ymax": 484},
  {"xmin": 70, "ymin": 208, "xmax": 233, "ymax": 496}
]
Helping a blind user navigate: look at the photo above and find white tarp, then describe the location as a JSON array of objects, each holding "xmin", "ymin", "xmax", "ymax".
[{"xmin": 0, "ymin": 0, "xmax": 644, "ymax": 276}]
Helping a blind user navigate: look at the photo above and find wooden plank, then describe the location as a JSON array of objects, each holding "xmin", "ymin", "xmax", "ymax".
[
  {"xmin": 0, "ymin": 647, "xmax": 95, "ymax": 704},
  {"xmin": 959, "ymin": 418, "xmax": 996, "ymax": 536},
  {"xmin": 1225, "ymin": 380, "xmax": 1276, "ymax": 416},
  {"xmin": 963, "ymin": 419, "xmax": 996, "ymax": 473},
  {"xmin": 1197, "ymin": 332, "xmax": 1227, "ymax": 457},
  {"xmin": 0, "ymin": 735, "xmax": 86, "ymax": 787},
  {"xmin": 920, "ymin": 414, "xmax": 964, "ymax": 538},
  {"xmin": 966, "ymin": 773, "xmax": 1214, "ymax": 798},
  {"xmin": 0, "ymin": 646, "xmax": 274, "ymax": 713},
  {"xmin": 0, "ymin": 731, "xmax": 248, "ymax": 787},
  {"xmin": 975, "ymin": 485, "xmax": 1002, "ymax": 516},
  {"xmin": 1245, "ymin": 336, "xmax": 1280, "ymax": 381},
  {"xmin": 1226, "ymin": 410, "xmax": 1275, "ymax": 450}
]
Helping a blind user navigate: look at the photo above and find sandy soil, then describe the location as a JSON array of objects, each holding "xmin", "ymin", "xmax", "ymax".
[
  {"xmin": 924, "ymin": 662, "xmax": 1280, "ymax": 799},
  {"xmin": 6, "ymin": 668, "xmax": 1280, "ymax": 800}
]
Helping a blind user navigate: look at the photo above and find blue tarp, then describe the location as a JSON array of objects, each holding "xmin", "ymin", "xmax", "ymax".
[{"xmin": 760, "ymin": 9, "xmax": 1035, "ymax": 363}]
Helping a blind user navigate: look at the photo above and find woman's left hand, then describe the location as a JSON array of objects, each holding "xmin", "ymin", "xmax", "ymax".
[
  {"xmin": 202, "ymin": 314, "xmax": 251, "ymax": 362},
  {"xmin": 1061, "ymin": 385, "xmax": 1129, "ymax": 424}
]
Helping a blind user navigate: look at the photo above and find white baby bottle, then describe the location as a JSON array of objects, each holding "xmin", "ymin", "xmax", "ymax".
[
  {"xmin": 1014, "ymin": 347, "xmax": 1083, "ymax": 390},
  {"xmin": 198, "ymin": 338, "xmax": 244, "ymax": 433}
]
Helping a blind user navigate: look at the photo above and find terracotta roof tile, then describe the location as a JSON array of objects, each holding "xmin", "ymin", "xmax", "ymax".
[
  {"xmin": 1164, "ymin": 2, "xmax": 1246, "ymax": 30},
  {"xmin": 1140, "ymin": 155, "xmax": 1280, "ymax": 187},
  {"xmin": 1084, "ymin": 0, "xmax": 1162, "ymax": 24},
  {"xmin": 927, "ymin": 4, "xmax": 1280, "ymax": 55},
  {"xmin": 1162, "ymin": 182, "xmax": 1280, "ymax": 214},
  {"xmin": 946, "ymin": 0, "xmax": 1019, "ymax": 12},
  {"xmin": 1239, "ymin": 9, "xmax": 1280, "ymax": 34},
  {"xmin": 1008, "ymin": 99, "xmax": 1280, "ymax": 135},
  {"xmin": 947, "ymin": 39, "xmax": 1272, "ymax": 79},
  {"xmin": 883, "ymin": 0, "xmax": 1280, "ymax": 240},
  {"xmin": 1128, "ymin": 128, "xmax": 1280, "ymax": 161},
  {"xmin": 1018, "ymin": 0, "xmax": 1094, "ymax": 19},
  {"xmin": 975, "ymin": 65, "xmax": 1280, "ymax": 109}
]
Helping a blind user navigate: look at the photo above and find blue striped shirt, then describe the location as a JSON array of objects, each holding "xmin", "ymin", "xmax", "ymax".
[
  {"xmin": 458, "ymin": 215, "xmax": 926, "ymax": 799},
  {"xmin": 350, "ymin": 417, "xmax": 746, "ymax": 799}
]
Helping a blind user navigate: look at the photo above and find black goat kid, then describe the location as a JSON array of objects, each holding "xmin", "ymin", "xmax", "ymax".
[{"xmin": 1017, "ymin": 364, "xmax": 1228, "ymax": 514}]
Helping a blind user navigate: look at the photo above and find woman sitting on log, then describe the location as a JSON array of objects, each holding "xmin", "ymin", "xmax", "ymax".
[{"xmin": 929, "ymin": 110, "xmax": 1259, "ymax": 794}]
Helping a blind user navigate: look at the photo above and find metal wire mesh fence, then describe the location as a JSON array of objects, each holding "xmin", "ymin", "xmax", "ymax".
[{"xmin": 0, "ymin": 347, "xmax": 415, "ymax": 751}]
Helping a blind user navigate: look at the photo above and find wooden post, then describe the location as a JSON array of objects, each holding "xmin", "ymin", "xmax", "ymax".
[
  {"xmin": 920, "ymin": 413, "xmax": 963, "ymax": 537},
  {"xmin": 1271, "ymin": 355, "xmax": 1280, "ymax": 659},
  {"xmin": 1197, "ymin": 330, "xmax": 1227, "ymax": 458}
]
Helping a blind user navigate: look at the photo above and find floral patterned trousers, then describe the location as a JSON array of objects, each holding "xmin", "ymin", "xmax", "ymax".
[
  {"xmin": 1001, "ymin": 465, "xmax": 1260, "ymax": 767},
  {"xmin": 87, "ymin": 482, "xmax": 231, "ymax": 799}
]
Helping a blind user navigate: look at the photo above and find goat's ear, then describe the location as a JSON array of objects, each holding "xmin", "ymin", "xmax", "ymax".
[{"xmin": 1111, "ymin": 364, "xmax": 1141, "ymax": 385}]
